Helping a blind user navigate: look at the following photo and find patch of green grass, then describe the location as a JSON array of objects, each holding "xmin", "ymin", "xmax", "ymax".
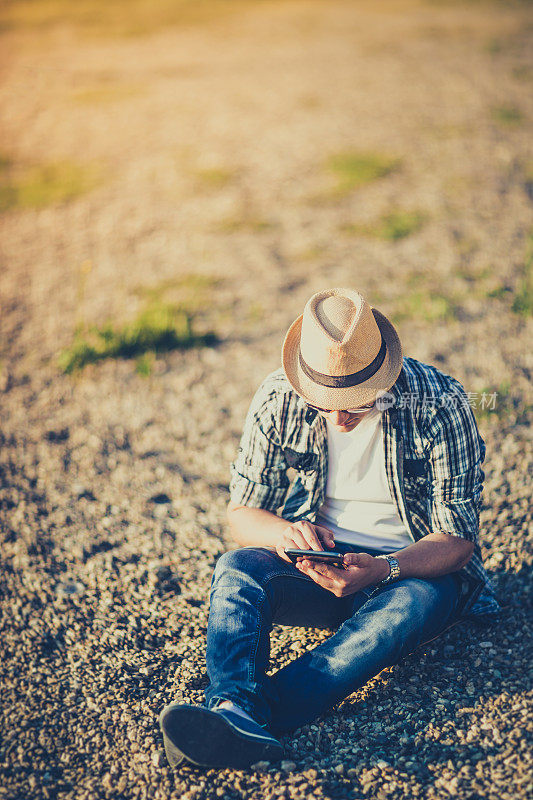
[
  {"xmin": 327, "ymin": 151, "xmax": 400, "ymax": 196},
  {"xmin": 294, "ymin": 243, "xmax": 328, "ymax": 262},
  {"xmin": 454, "ymin": 232, "xmax": 533, "ymax": 313},
  {"xmin": 485, "ymin": 37, "xmax": 504, "ymax": 55},
  {"xmin": 454, "ymin": 262, "xmax": 511, "ymax": 300},
  {"xmin": 341, "ymin": 210, "xmax": 427, "ymax": 242},
  {"xmin": 73, "ymin": 82, "xmax": 144, "ymax": 104},
  {"xmin": 134, "ymin": 274, "xmax": 219, "ymax": 311},
  {"xmin": 60, "ymin": 274, "xmax": 219, "ymax": 373},
  {"xmin": 59, "ymin": 300, "xmax": 217, "ymax": 374},
  {"xmin": 474, "ymin": 381, "xmax": 511, "ymax": 421},
  {"xmin": 473, "ymin": 380, "xmax": 531, "ymax": 425},
  {"xmin": 511, "ymin": 233, "xmax": 533, "ymax": 316},
  {"xmin": 486, "ymin": 284, "xmax": 512, "ymax": 299},
  {"xmin": 392, "ymin": 290, "xmax": 459, "ymax": 324},
  {"xmin": 135, "ymin": 351, "xmax": 155, "ymax": 377},
  {"xmin": 0, "ymin": 159, "xmax": 101, "ymax": 212},
  {"xmin": 246, "ymin": 302, "xmax": 264, "ymax": 323},
  {"xmin": 491, "ymin": 105, "xmax": 525, "ymax": 126},
  {"xmin": 512, "ymin": 65, "xmax": 533, "ymax": 81},
  {"xmin": 194, "ymin": 167, "xmax": 236, "ymax": 190}
]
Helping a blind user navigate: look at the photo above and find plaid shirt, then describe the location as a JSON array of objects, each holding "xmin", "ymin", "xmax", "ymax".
[{"xmin": 230, "ymin": 358, "xmax": 499, "ymax": 620}]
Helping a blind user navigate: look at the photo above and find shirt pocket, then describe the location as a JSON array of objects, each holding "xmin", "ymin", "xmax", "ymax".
[
  {"xmin": 283, "ymin": 447, "xmax": 319, "ymax": 492},
  {"xmin": 283, "ymin": 447, "xmax": 319, "ymax": 473}
]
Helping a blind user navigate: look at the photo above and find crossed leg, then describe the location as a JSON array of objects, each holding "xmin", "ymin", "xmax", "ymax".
[{"xmin": 204, "ymin": 547, "xmax": 459, "ymax": 734}]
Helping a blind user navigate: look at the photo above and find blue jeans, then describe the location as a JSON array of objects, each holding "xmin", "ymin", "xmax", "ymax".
[{"xmin": 204, "ymin": 546, "xmax": 459, "ymax": 734}]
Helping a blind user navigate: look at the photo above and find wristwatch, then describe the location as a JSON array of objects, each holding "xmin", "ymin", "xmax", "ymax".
[{"xmin": 376, "ymin": 554, "xmax": 401, "ymax": 585}]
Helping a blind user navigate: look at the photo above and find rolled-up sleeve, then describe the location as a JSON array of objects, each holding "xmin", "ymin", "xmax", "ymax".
[
  {"xmin": 229, "ymin": 384, "xmax": 290, "ymax": 512},
  {"xmin": 426, "ymin": 392, "xmax": 485, "ymax": 542}
]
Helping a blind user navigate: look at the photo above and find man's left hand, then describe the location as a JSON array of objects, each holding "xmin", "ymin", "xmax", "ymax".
[{"xmin": 295, "ymin": 552, "xmax": 389, "ymax": 597}]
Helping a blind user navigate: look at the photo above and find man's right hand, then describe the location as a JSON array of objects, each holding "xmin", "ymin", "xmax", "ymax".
[{"xmin": 275, "ymin": 521, "xmax": 335, "ymax": 563}]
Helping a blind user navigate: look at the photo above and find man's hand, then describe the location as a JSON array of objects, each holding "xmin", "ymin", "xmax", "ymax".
[
  {"xmin": 294, "ymin": 552, "xmax": 389, "ymax": 596},
  {"xmin": 275, "ymin": 521, "xmax": 335, "ymax": 563}
]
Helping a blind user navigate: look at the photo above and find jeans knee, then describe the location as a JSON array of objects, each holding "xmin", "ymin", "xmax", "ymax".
[
  {"xmin": 391, "ymin": 578, "xmax": 449, "ymax": 624},
  {"xmin": 211, "ymin": 547, "xmax": 276, "ymax": 589}
]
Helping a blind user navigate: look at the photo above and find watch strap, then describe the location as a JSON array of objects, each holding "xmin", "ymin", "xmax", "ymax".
[{"xmin": 376, "ymin": 554, "xmax": 401, "ymax": 585}]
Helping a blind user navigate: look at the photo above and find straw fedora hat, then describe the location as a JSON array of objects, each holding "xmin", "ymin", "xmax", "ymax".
[{"xmin": 282, "ymin": 288, "xmax": 402, "ymax": 410}]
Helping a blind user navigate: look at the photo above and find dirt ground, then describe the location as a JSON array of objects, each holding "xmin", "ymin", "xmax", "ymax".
[{"xmin": 0, "ymin": 1, "xmax": 532, "ymax": 799}]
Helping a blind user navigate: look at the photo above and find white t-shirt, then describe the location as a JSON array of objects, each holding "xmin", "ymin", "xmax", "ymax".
[{"xmin": 316, "ymin": 406, "xmax": 412, "ymax": 553}]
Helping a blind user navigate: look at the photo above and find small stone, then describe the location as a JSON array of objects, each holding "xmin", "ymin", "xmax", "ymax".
[
  {"xmin": 479, "ymin": 642, "xmax": 493, "ymax": 648},
  {"xmin": 56, "ymin": 580, "xmax": 85, "ymax": 597},
  {"xmin": 150, "ymin": 493, "xmax": 171, "ymax": 504},
  {"xmin": 281, "ymin": 760, "xmax": 296, "ymax": 772},
  {"xmin": 45, "ymin": 428, "xmax": 69, "ymax": 443},
  {"xmin": 151, "ymin": 750, "xmax": 165, "ymax": 767},
  {"xmin": 334, "ymin": 763, "xmax": 344, "ymax": 774},
  {"xmin": 376, "ymin": 760, "xmax": 390, "ymax": 769},
  {"xmin": 252, "ymin": 761, "xmax": 271, "ymax": 771}
]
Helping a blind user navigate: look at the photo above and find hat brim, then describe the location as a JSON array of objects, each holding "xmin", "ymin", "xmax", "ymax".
[{"xmin": 282, "ymin": 307, "xmax": 402, "ymax": 409}]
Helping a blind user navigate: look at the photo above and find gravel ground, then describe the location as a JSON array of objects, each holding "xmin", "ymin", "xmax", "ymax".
[{"xmin": 1, "ymin": 2, "xmax": 532, "ymax": 799}]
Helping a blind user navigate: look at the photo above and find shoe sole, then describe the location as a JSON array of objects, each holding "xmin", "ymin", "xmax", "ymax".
[
  {"xmin": 159, "ymin": 704, "xmax": 283, "ymax": 770},
  {"xmin": 160, "ymin": 715, "xmax": 185, "ymax": 768}
]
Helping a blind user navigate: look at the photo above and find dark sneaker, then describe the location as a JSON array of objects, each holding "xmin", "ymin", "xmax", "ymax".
[{"xmin": 159, "ymin": 703, "xmax": 283, "ymax": 769}]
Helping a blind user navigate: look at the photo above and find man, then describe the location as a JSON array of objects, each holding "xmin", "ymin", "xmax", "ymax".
[{"xmin": 160, "ymin": 288, "xmax": 499, "ymax": 770}]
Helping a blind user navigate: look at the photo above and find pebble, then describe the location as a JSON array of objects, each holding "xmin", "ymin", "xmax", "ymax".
[
  {"xmin": 252, "ymin": 761, "xmax": 271, "ymax": 771},
  {"xmin": 55, "ymin": 580, "xmax": 85, "ymax": 597},
  {"xmin": 281, "ymin": 761, "xmax": 297, "ymax": 772}
]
